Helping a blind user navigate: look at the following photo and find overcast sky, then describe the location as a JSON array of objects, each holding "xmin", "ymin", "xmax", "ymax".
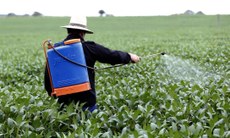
[{"xmin": 0, "ymin": 0, "xmax": 229, "ymax": 16}]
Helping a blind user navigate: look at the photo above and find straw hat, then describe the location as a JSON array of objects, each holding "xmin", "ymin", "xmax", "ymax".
[{"xmin": 61, "ymin": 16, "xmax": 93, "ymax": 34}]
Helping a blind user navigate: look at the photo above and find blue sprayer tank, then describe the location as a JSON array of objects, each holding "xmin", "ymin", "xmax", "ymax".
[{"xmin": 45, "ymin": 39, "xmax": 91, "ymax": 96}]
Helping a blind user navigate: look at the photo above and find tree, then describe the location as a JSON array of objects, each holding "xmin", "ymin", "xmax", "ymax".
[
  {"xmin": 196, "ymin": 11, "xmax": 205, "ymax": 15},
  {"xmin": 98, "ymin": 10, "xmax": 105, "ymax": 17},
  {"xmin": 7, "ymin": 13, "xmax": 16, "ymax": 17},
  {"xmin": 184, "ymin": 10, "xmax": 194, "ymax": 15},
  {"xmin": 32, "ymin": 11, "xmax": 42, "ymax": 17}
]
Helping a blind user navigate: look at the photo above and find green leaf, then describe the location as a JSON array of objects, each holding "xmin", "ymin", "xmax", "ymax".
[
  {"xmin": 188, "ymin": 125, "xmax": 196, "ymax": 134},
  {"xmin": 150, "ymin": 123, "xmax": 158, "ymax": 130},
  {"xmin": 213, "ymin": 128, "xmax": 220, "ymax": 137},
  {"xmin": 7, "ymin": 118, "xmax": 17, "ymax": 127},
  {"xmin": 138, "ymin": 105, "xmax": 146, "ymax": 113}
]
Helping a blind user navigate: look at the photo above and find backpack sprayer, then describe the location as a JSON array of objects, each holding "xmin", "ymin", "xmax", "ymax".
[
  {"xmin": 43, "ymin": 39, "xmax": 91, "ymax": 96},
  {"xmin": 43, "ymin": 39, "xmax": 166, "ymax": 96}
]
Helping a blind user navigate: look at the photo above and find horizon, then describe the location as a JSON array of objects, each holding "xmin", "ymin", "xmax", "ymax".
[
  {"xmin": 0, "ymin": 0, "xmax": 230, "ymax": 17},
  {"xmin": 1, "ymin": 10, "xmax": 229, "ymax": 17}
]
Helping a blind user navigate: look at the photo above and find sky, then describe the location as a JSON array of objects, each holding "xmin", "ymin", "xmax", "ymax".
[{"xmin": 0, "ymin": 0, "xmax": 229, "ymax": 16}]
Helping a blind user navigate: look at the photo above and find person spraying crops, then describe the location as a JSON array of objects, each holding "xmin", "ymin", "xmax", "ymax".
[{"xmin": 44, "ymin": 16, "xmax": 140, "ymax": 112}]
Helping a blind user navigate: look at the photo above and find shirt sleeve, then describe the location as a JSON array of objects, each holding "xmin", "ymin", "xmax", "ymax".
[{"xmin": 84, "ymin": 41, "xmax": 131, "ymax": 65}]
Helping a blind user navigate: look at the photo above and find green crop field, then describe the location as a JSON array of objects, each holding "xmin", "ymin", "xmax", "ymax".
[{"xmin": 0, "ymin": 15, "xmax": 229, "ymax": 137}]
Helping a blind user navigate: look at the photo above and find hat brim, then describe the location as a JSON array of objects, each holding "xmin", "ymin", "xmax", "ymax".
[{"xmin": 61, "ymin": 25, "xmax": 93, "ymax": 34}]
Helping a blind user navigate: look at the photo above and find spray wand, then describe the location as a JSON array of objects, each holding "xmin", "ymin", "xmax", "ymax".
[{"xmin": 95, "ymin": 52, "xmax": 167, "ymax": 71}]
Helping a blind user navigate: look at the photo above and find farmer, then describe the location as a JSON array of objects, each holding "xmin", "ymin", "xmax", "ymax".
[{"xmin": 44, "ymin": 16, "xmax": 140, "ymax": 112}]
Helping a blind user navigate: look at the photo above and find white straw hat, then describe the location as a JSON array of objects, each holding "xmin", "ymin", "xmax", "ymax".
[{"xmin": 61, "ymin": 16, "xmax": 93, "ymax": 34}]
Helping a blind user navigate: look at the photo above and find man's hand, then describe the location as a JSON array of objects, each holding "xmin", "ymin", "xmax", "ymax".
[{"xmin": 129, "ymin": 53, "xmax": 140, "ymax": 63}]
